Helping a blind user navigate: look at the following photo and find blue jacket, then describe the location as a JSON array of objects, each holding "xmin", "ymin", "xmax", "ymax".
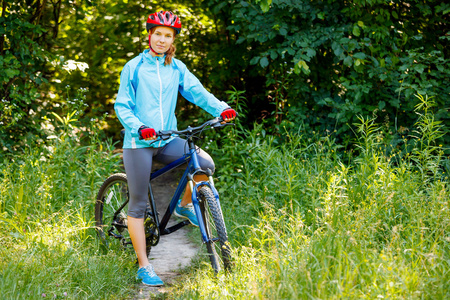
[{"xmin": 115, "ymin": 49, "xmax": 230, "ymax": 149}]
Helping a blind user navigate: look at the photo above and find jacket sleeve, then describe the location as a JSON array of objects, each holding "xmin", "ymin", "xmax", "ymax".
[
  {"xmin": 177, "ymin": 62, "xmax": 230, "ymax": 117},
  {"xmin": 114, "ymin": 63, "xmax": 145, "ymax": 136}
]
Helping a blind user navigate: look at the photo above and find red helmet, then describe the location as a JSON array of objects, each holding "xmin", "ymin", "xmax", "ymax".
[{"xmin": 146, "ymin": 11, "xmax": 181, "ymax": 34}]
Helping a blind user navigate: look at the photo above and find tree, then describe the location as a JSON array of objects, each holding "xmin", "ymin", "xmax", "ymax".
[{"xmin": 0, "ymin": 1, "xmax": 55, "ymax": 151}]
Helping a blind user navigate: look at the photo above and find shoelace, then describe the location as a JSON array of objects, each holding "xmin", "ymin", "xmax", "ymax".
[
  {"xmin": 143, "ymin": 264, "xmax": 157, "ymax": 277},
  {"xmin": 184, "ymin": 203, "xmax": 195, "ymax": 213}
]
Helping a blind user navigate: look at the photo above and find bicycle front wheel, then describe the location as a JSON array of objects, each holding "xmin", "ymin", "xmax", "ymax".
[{"xmin": 198, "ymin": 186, "xmax": 232, "ymax": 272}]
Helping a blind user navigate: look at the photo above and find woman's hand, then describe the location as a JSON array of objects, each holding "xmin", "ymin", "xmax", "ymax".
[
  {"xmin": 220, "ymin": 108, "xmax": 237, "ymax": 122},
  {"xmin": 138, "ymin": 126, "xmax": 157, "ymax": 140}
]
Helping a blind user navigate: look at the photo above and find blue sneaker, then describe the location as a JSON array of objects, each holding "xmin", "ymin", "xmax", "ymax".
[
  {"xmin": 174, "ymin": 199, "xmax": 199, "ymax": 227},
  {"xmin": 136, "ymin": 264, "xmax": 164, "ymax": 286}
]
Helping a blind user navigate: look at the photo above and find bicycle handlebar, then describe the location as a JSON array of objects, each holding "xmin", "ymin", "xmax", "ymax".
[{"xmin": 154, "ymin": 117, "xmax": 234, "ymax": 141}]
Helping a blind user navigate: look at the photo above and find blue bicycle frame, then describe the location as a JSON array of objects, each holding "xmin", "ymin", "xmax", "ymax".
[{"xmin": 147, "ymin": 139, "xmax": 222, "ymax": 244}]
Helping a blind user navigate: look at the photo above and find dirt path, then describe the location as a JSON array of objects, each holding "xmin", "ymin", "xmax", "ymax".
[{"xmin": 133, "ymin": 163, "xmax": 200, "ymax": 299}]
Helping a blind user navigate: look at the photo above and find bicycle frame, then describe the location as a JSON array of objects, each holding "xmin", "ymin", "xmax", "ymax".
[{"xmin": 146, "ymin": 137, "xmax": 222, "ymax": 244}]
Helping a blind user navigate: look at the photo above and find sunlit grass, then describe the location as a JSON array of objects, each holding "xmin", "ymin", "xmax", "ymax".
[
  {"xmin": 0, "ymin": 215, "xmax": 136, "ymax": 299},
  {"xmin": 171, "ymin": 144, "xmax": 449, "ymax": 299},
  {"xmin": 0, "ymin": 114, "xmax": 139, "ymax": 299},
  {"xmin": 169, "ymin": 95, "xmax": 450, "ymax": 299}
]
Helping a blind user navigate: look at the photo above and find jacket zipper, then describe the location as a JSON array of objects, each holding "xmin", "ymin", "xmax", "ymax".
[{"xmin": 156, "ymin": 58, "xmax": 164, "ymax": 131}]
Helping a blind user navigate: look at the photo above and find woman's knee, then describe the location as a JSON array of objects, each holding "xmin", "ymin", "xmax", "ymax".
[
  {"xmin": 127, "ymin": 196, "xmax": 147, "ymax": 219},
  {"xmin": 198, "ymin": 151, "xmax": 215, "ymax": 173}
]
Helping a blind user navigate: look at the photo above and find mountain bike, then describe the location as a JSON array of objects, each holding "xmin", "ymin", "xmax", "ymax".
[{"xmin": 95, "ymin": 117, "xmax": 233, "ymax": 272}]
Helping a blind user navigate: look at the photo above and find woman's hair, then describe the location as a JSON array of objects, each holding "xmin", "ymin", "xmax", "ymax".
[{"xmin": 165, "ymin": 44, "xmax": 176, "ymax": 66}]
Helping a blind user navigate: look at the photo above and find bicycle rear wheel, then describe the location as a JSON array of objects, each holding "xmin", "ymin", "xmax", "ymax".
[
  {"xmin": 95, "ymin": 173, "xmax": 155, "ymax": 256},
  {"xmin": 95, "ymin": 173, "xmax": 132, "ymax": 250},
  {"xmin": 198, "ymin": 186, "xmax": 232, "ymax": 272}
]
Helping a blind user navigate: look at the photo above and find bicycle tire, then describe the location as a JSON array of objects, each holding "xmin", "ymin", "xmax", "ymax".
[
  {"xmin": 95, "ymin": 173, "xmax": 154, "ymax": 256},
  {"xmin": 198, "ymin": 186, "xmax": 232, "ymax": 272}
]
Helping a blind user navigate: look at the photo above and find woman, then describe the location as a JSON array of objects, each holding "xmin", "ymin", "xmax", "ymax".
[{"xmin": 114, "ymin": 10, "xmax": 236, "ymax": 286}]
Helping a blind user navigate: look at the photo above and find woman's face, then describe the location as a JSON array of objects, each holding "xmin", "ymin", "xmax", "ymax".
[{"xmin": 150, "ymin": 26, "xmax": 175, "ymax": 54}]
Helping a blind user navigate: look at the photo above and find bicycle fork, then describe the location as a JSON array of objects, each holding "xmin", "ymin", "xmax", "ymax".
[{"xmin": 190, "ymin": 175, "xmax": 223, "ymax": 244}]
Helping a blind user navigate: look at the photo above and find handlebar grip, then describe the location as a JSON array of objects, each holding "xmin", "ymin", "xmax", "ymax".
[
  {"xmin": 157, "ymin": 130, "xmax": 173, "ymax": 140},
  {"xmin": 158, "ymin": 130, "xmax": 172, "ymax": 136}
]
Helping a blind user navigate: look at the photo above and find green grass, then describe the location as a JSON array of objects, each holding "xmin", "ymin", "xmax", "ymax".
[
  {"xmin": 168, "ymin": 95, "xmax": 450, "ymax": 299},
  {"xmin": 0, "ymin": 116, "xmax": 139, "ymax": 299}
]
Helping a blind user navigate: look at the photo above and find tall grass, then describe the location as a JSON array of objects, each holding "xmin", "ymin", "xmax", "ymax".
[
  {"xmin": 0, "ymin": 107, "xmax": 137, "ymax": 299},
  {"xmin": 171, "ymin": 94, "xmax": 449, "ymax": 299},
  {"xmin": 1, "ymin": 91, "xmax": 448, "ymax": 299}
]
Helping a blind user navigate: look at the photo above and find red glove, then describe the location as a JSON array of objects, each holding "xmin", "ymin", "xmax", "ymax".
[
  {"xmin": 220, "ymin": 108, "xmax": 237, "ymax": 122},
  {"xmin": 138, "ymin": 126, "xmax": 156, "ymax": 140}
]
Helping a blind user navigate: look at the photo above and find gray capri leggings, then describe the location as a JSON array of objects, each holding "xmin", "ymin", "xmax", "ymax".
[{"xmin": 123, "ymin": 137, "xmax": 215, "ymax": 218}]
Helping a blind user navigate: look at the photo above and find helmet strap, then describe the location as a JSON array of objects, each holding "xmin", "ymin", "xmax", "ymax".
[{"xmin": 150, "ymin": 46, "xmax": 164, "ymax": 56}]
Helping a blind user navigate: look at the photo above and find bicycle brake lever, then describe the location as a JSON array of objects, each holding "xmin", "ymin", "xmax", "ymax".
[{"xmin": 212, "ymin": 121, "xmax": 235, "ymax": 128}]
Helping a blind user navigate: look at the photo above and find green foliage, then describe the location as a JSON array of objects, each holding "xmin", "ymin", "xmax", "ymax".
[
  {"xmin": 255, "ymin": 0, "xmax": 272, "ymax": 13},
  {"xmin": 0, "ymin": 1, "xmax": 53, "ymax": 152},
  {"xmin": 206, "ymin": 0, "xmax": 449, "ymax": 148},
  {"xmin": 2, "ymin": 0, "xmax": 449, "ymax": 153}
]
